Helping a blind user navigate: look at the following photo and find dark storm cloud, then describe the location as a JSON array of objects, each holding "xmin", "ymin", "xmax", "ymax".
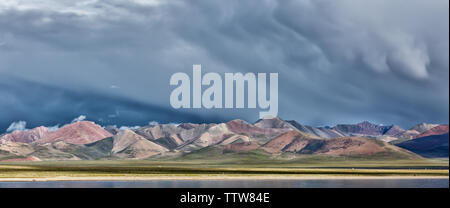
[
  {"xmin": 0, "ymin": 77, "xmax": 221, "ymax": 132},
  {"xmin": 0, "ymin": 0, "xmax": 448, "ymax": 131}
]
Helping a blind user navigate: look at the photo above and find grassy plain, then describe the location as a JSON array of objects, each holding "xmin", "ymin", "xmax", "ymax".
[{"xmin": 0, "ymin": 155, "xmax": 448, "ymax": 181}]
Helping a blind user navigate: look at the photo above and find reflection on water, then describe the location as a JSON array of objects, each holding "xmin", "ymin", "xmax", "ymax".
[{"xmin": 0, "ymin": 179, "xmax": 448, "ymax": 188}]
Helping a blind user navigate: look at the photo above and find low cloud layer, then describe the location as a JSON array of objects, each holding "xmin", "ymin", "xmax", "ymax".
[
  {"xmin": 71, "ymin": 115, "xmax": 87, "ymax": 123},
  {"xmin": 6, "ymin": 121, "xmax": 27, "ymax": 132},
  {"xmin": 0, "ymin": 0, "xmax": 448, "ymax": 131}
]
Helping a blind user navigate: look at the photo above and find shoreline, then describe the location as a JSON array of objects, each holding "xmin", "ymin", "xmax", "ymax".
[{"xmin": 1, "ymin": 175, "xmax": 448, "ymax": 182}]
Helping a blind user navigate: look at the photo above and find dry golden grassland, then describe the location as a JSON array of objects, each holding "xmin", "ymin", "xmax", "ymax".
[{"xmin": 0, "ymin": 158, "xmax": 447, "ymax": 181}]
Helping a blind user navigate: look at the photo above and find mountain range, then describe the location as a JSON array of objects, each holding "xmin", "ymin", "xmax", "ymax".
[{"xmin": 0, "ymin": 118, "xmax": 448, "ymax": 161}]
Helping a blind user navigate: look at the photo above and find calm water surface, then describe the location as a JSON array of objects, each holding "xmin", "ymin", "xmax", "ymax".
[{"xmin": 0, "ymin": 179, "xmax": 448, "ymax": 188}]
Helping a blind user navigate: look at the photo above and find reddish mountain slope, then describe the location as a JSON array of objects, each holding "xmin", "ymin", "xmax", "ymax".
[
  {"xmin": 0, "ymin": 126, "xmax": 49, "ymax": 144},
  {"xmin": 383, "ymin": 125, "xmax": 405, "ymax": 136},
  {"xmin": 226, "ymin": 119, "xmax": 286, "ymax": 136},
  {"xmin": 413, "ymin": 125, "xmax": 449, "ymax": 139},
  {"xmin": 223, "ymin": 142, "xmax": 260, "ymax": 153},
  {"xmin": 111, "ymin": 130, "xmax": 168, "ymax": 159},
  {"xmin": 0, "ymin": 118, "xmax": 430, "ymax": 161},
  {"xmin": 35, "ymin": 121, "xmax": 113, "ymax": 145},
  {"xmin": 261, "ymin": 130, "xmax": 417, "ymax": 158},
  {"xmin": 394, "ymin": 123, "xmax": 439, "ymax": 140},
  {"xmin": 262, "ymin": 131, "xmax": 316, "ymax": 153}
]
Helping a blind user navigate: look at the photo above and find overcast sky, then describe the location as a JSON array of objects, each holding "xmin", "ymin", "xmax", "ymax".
[{"xmin": 0, "ymin": 0, "xmax": 448, "ymax": 131}]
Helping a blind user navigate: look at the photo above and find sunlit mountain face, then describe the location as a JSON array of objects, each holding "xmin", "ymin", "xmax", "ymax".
[{"xmin": 0, "ymin": 117, "xmax": 448, "ymax": 161}]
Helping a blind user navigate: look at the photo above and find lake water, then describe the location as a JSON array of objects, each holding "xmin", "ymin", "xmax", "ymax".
[{"xmin": 0, "ymin": 178, "xmax": 448, "ymax": 188}]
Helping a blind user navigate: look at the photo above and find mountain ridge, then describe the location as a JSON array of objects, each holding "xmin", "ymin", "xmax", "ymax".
[{"xmin": 0, "ymin": 117, "xmax": 447, "ymax": 161}]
